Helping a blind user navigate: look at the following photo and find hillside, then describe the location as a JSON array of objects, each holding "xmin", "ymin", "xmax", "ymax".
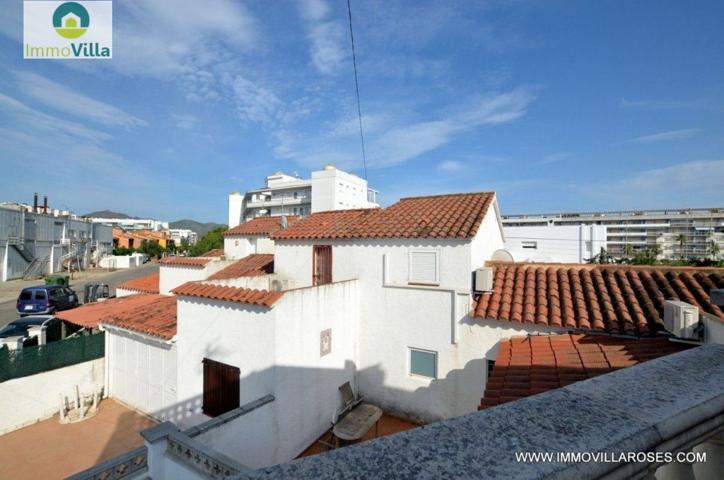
[
  {"xmin": 170, "ymin": 219, "xmax": 227, "ymax": 236},
  {"xmin": 82, "ymin": 210, "xmax": 135, "ymax": 219}
]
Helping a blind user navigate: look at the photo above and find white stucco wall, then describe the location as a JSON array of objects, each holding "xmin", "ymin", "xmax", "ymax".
[
  {"xmin": 115, "ymin": 287, "xmax": 136, "ymax": 298},
  {"xmin": 105, "ymin": 328, "xmax": 177, "ymax": 421},
  {"xmin": 0, "ymin": 358, "xmax": 105, "ymax": 434},
  {"xmin": 174, "ymin": 280, "xmax": 358, "ymax": 467},
  {"xmin": 159, "ymin": 261, "xmax": 232, "ymax": 295},
  {"xmin": 224, "ymin": 236, "xmax": 274, "ymax": 260},
  {"xmin": 504, "ymin": 224, "xmax": 607, "ymax": 263},
  {"xmin": 270, "ymin": 203, "xmax": 535, "ymax": 422}
]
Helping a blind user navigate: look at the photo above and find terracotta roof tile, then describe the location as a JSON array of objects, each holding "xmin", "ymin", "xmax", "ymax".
[
  {"xmin": 472, "ymin": 263, "xmax": 724, "ymax": 335},
  {"xmin": 224, "ymin": 216, "xmax": 300, "ymax": 237},
  {"xmin": 199, "ymin": 248, "xmax": 224, "ymax": 257},
  {"xmin": 479, "ymin": 334, "xmax": 689, "ymax": 409},
  {"xmin": 56, "ymin": 294, "xmax": 171, "ymax": 330},
  {"xmin": 158, "ymin": 257, "xmax": 212, "ymax": 267},
  {"xmin": 272, "ymin": 192, "xmax": 495, "ymax": 240},
  {"xmin": 117, "ymin": 272, "xmax": 160, "ymax": 294},
  {"xmin": 101, "ymin": 295, "xmax": 177, "ymax": 340},
  {"xmin": 172, "ymin": 282, "xmax": 282, "ymax": 307},
  {"xmin": 207, "ymin": 254, "xmax": 274, "ymax": 280}
]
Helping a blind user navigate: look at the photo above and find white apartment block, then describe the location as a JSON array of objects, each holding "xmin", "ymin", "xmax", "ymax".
[
  {"xmin": 503, "ymin": 207, "xmax": 724, "ymax": 260},
  {"xmin": 168, "ymin": 228, "xmax": 198, "ymax": 245},
  {"xmin": 86, "ymin": 217, "xmax": 170, "ymax": 232},
  {"xmin": 228, "ymin": 165, "xmax": 379, "ymax": 228},
  {"xmin": 503, "ymin": 224, "xmax": 607, "ymax": 263}
]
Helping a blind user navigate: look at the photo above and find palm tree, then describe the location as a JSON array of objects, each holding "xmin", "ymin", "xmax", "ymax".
[
  {"xmin": 709, "ymin": 240, "xmax": 721, "ymax": 262},
  {"xmin": 676, "ymin": 234, "xmax": 687, "ymax": 260}
]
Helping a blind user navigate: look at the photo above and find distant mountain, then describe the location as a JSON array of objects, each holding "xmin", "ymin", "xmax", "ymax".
[
  {"xmin": 83, "ymin": 210, "xmax": 136, "ymax": 219},
  {"xmin": 170, "ymin": 219, "xmax": 227, "ymax": 236}
]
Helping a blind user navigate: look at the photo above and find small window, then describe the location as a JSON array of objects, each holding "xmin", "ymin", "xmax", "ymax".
[
  {"xmin": 20, "ymin": 290, "xmax": 32, "ymax": 301},
  {"xmin": 202, "ymin": 358, "xmax": 240, "ymax": 417},
  {"xmin": 34, "ymin": 290, "xmax": 47, "ymax": 300},
  {"xmin": 409, "ymin": 348, "xmax": 437, "ymax": 379},
  {"xmin": 487, "ymin": 359, "xmax": 495, "ymax": 376},
  {"xmin": 522, "ymin": 241, "xmax": 538, "ymax": 249},
  {"xmin": 294, "ymin": 191, "xmax": 298, "ymax": 199},
  {"xmin": 408, "ymin": 250, "xmax": 439, "ymax": 285}
]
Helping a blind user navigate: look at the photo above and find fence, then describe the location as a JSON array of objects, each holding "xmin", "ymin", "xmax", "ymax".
[{"xmin": 0, "ymin": 332, "xmax": 105, "ymax": 382}]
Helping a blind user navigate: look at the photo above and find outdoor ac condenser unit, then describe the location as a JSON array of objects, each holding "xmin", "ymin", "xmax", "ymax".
[
  {"xmin": 474, "ymin": 267, "xmax": 494, "ymax": 293},
  {"xmin": 663, "ymin": 300, "xmax": 699, "ymax": 339}
]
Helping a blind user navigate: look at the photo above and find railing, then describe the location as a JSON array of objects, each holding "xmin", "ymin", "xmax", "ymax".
[
  {"xmin": 66, "ymin": 446, "xmax": 147, "ymax": 480},
  {"xmin": 0, "ymin": 332, "xmax": 105, "ymax": 382},
  {"xmin": 167, "ymin": 431, "xmax": 245, "ymax": 479}
]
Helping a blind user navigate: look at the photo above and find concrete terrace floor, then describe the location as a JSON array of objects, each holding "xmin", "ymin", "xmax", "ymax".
[
  {"xmin": 0, "ymin": 399, "xmax": 156, "ymax": 480},
  {"xmin": 297, "ymin": 414, "xmax": 420, "ymax": 458}
]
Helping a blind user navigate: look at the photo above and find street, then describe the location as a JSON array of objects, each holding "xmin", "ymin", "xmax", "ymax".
[{"xmin": 0, "ymin": 263, "xmax": 159, "ymax": 328}]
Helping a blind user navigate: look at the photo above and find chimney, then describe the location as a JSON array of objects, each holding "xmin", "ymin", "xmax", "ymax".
[
  {"xmin": 33, "ymin": 193, "xmax": 38, "ymax": 213},
  {"xmin": 43, "ymin": 196, "xmax": 48, "ymax": 214},
  {"xmin": 280, "ymin": 215, "xmax": 288, "ymax": 229}
]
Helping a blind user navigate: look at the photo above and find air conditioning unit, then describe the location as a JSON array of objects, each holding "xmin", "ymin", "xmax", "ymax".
[
  {"xmin": 474, "ymin": 267, "xmax": 494, "ymax": 293},
  {"xmin": 269, "ymin": 275, "xmax": 293, "ymax": 292},
  {"xmin": 663, "ymin": 300, "xmax": 699, "ymax": 339}
]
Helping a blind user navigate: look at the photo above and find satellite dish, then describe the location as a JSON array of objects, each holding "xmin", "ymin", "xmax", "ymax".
[{"xmin": 491, "ymin": 249, "xmax": 514, "ymax": 262}]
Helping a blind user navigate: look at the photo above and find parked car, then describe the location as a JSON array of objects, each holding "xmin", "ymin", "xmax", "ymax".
[
  {"xmin": 16, "ymin": 285, "xmax": 79, "ymax": 316},
  {"xmin": 0, "ymin": 315, "xmax": 62, "ymax": 350}
]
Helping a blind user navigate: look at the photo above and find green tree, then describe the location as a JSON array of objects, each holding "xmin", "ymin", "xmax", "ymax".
[
  {"xmin": 188, "ymin": 227, "xmax": 228, "ymax": 257},
  {"xmin": 139, "ymin": 239, "xmax": 164, "ymax": 259},
  {"xmin": 708, "ymin": 240, "xmax": 721, "ymax": 261},
  {"xmin": 112, "ymin": 246, "xmax": 135, "ymax": 256},
  {"xmin": 676, "ymin": 234, "xmax": 687, "ymax": 260}
]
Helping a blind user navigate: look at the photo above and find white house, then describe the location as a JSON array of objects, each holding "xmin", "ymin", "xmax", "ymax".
[{"xmin": 222, "ymin": 216, "xmax": 298, "ymax": 260}]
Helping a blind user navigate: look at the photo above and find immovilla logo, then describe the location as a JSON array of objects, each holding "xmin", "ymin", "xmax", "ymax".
[{"xmin": 24, "ymin": 1, "xmax": 112, "ymax": 59}]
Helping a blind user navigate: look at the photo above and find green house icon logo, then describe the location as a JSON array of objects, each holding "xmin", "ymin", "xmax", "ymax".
[{"xmin": 53, "ymin": 2, "xmax": 90, "ymax": 39}]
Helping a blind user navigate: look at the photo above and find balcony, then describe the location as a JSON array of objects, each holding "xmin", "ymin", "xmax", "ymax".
[{"xmin": 245, "ymin": 197, "xmax": 308, "ymax": 209}]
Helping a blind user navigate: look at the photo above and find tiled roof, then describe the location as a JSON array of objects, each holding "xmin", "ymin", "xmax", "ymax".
[
  {"xmin": 57, "ymin": 294, "xmax": 169, "ymax": 329},
  {"xmin": 172, "ymin": 282, "xmax": 282, "ymax": 307},
  {"xmin": 224, "ymin": 216, "xmax": 300, "ymax": 237},
  {"xmin": 199, "ymin": 248, "xmax": 225, "ymax": 257},
  {"xmin": 117, "ymin": 272, "xmax": 160, "ymax": 294},
  {"xmin": 272, "ymin": 192, "xmax": 496, "ymax": 240},
  {"xmin": 158, "ymin": 257, "xmax": 211, "ymax": 267},
  {"xmin": 472, "ymin": 263, "xmax": 724, "ymax": 335},
  {"xmin": 101, "ymin": 295, "xmax": 177, "ymax": 340},
  {"xmin": 479, "ymin": 334, "xmax": 689, "ymax": 409},
  {"xmin": 207, "ymin": 254, "xmax": 274, "ymax": 280}
]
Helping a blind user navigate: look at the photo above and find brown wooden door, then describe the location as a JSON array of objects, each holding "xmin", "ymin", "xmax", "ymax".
[
  {"xmin": 202, "ymin": 358, "xmax": 240, "ymax": 417},
  {"xmin": 313, "ymin": 245, "xmax": 332, "ymax": 286}
]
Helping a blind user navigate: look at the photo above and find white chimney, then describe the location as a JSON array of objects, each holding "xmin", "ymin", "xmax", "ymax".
[
  {"xmin": 228, "ymin": 192, "xmax": 243, "ymax": 228},
  {"xmin": 474, "ymin": 267, "xmax": 494, "ymax": 293},
  {"xmin": 663, "ymin": 300, "xmax": 699, "ymax": 339}
]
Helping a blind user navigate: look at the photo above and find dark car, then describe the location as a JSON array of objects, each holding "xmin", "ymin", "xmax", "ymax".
[
  {"xmin": 16, "ymin": 285, "xmax": 78, "ymax": 316},
  {"xmin": 0, "ymin": 315, "xmax": 63, "ymax": 349}
]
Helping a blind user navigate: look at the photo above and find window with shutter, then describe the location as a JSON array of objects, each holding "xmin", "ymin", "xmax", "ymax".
[
  {"xmin": 313, "ymin": 245, "xmax": 333, "ymax": 286},
  {"xmin": 408, "ymin": 250, "xmax": 439, "ymax": 285},
  {"xmin": 202, "ymin": 358, "xmax": 240, "ymax": 417}
]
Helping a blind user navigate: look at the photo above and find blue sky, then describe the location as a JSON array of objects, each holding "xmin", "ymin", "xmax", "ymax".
[{"xmin": 1, "ymin": 0, "xmax": 722, "ymax": 224}]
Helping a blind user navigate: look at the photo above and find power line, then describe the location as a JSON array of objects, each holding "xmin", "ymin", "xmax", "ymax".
[{"xmin": 346, "ymin": 0, "xmax": 368, "ymax": 180}]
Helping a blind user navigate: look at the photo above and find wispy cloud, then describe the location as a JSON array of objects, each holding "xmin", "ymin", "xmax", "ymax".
[
  {"xmin": 13, "ymin": 71, "xmax": 146, "ymax": 128},
  {"xmin": 624, "ymin": 129, "xmax": 698, "ymax": 144},
  {"xmin": 297, "ymin": 0, "xmax": 348, "ymax": 75},
  {"xmin": 437, "ymin": 160, "xmax": 465, "ymax": 172},
  {"xmin": 274, "ymin": 88, "xmax": 537, "ymax": 169},
  {"xmin": 538, "ymin": 152, "xmax": 572, "ymax": 165},
  {"xmin": 620, "ymin": 98, "xmax": 708, "ymax": 110},
  {"xmin": 171, "ymin": 113, "xmax": 199, "ymax": 130},
  {"xmin": 588, "ymin": 159, "xmax": 724, "ymax": 208}
]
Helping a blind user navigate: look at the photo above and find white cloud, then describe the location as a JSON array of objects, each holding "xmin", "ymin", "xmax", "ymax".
[
  {"xmin": 625, "ymin": 129, "xmax": 698, "ymax": 144},
  {"xmin": 231, "ymin": 75, "xmax": 282, "ymax": 125},
  {"xmin": 274, "ymin": 88, "xmax": 536, "ymax": 169},
  {"xmin": 298, "ymin": 0, "xmax": 331, "ymax": 21},
  {"xmin": 171, "ymin": 113, "xmax": 199, "ymax": 130},
  {"xmin": 297, "ymin": 0, "xmax": 348, "ymax": 75},
  {"xmin": 620, "ymin": 98, "xmax": 708, "ymax": 110},
  {"xmin": 13, "ymin": 71, "xmax": 146, "ymax": 128},
  {"xmin": 589, "ymin": 160, "xmax": 724, "ymax": 208},
  {"xmin": 0, "ymin": 93, "xmax": 111, "ymax": 144},
  {"xmin": 438, "ymin": 160, "xmax": 465, "ymax": 172},
  {"xmin": 539, "ymin": 152, "xmax": 571, "ymax": 165}
]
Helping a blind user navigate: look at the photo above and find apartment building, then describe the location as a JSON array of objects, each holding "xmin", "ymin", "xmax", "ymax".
[
  {"xmin": 228, "ymin": 165, "xmax": 379, "ymax": 227},
  {"xmin": 86, "ymin": 217, "xmax": 169, "ymax": 232},
  {"xmin": 0, "ymin": 206, "xmax": 113, "ymax": 281},
  {"xmin": 503, "ymin": 207, "xmax": 724, "ymax": 260}
]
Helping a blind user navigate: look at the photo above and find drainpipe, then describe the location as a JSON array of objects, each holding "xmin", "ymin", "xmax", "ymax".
[{"xmin": 2, "ymin": 240, "xmax": 8, "ymax": 282}]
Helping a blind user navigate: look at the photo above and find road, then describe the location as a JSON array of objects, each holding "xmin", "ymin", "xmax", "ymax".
[{"xmin": 0, "ymin": 264, "xmax": 159, "ymax": 328}]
